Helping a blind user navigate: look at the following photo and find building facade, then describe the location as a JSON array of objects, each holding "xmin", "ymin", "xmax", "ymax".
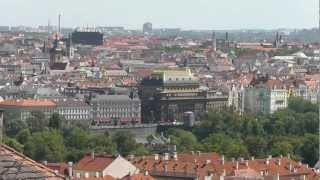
[
  {"xmin": 243, "ymin": 85, "xmax": 288, "ymax": 114},
  {"xmin": 91, "ymin": 95, "xmax": 141, "ymax": 125},
  {"xmin": 54, "ymin": 98, "xmax": 92, "ymax": 122},
  {"xmin": 140, "ymin": 68, "xmax": 228, "ymax": 123}
]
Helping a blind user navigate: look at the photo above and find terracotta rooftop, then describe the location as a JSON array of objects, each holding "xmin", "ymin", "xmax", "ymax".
[
  {"xmin": 0, "ymin": 144, "xmax": 65, "ymax": 179},
  {"xmin": 122, "ymin": 173, "xmax": 155, "ymax": 180},
  {"xmin": 0, "ymin": 99, "xmax": 57, "ymax": 107},
  {"xmin": 73, "ymin": 154, "xmax": 116, "ymax": 172},
  {"xmin": 131, "ymin": 153, "xmax": 319, "ymax": 180},
  {"xmin": 46, "ymin": 162, "xmax": 68, "ymax": 176},
  {"xmin": 77, "ymin": 175, "xmax": 115, "ymax": 180}
]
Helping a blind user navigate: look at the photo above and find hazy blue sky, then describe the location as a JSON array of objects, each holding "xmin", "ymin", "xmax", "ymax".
[{"xmin": 1, "ymin": 0, "xmax": 318, "ymax": 29}]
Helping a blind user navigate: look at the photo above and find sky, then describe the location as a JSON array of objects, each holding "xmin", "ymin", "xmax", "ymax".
[{"xmin": 1, "ymin": 0, "xmax": 318, "ymax": 30}]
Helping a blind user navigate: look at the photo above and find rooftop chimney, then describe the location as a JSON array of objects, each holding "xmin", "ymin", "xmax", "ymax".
[
  {"xmin": 289, "ymin": 163, "xmax": 293, "ymax": 172},
  {"xmin": 154, "ymin": 154, "xmax": 159, "ymax": 161},
  {"xmin": 221, "ymin": 155, "xmax": 225, "ymax": 165},
  {"xmin": 43, "ymin": 161, "xmax": 48, "ymax": 166},
  {"xmin": 164, "ymin": 153, "xmax": 169, "ymax": 161},
  {"xmin": 128, "ymin": 155, "xmax": 135, "ymax": 161},
  {"xmin": 251, "ymin": 156, "xmax": 255, "ymax": 160},
  {"xmin": 276, "ymin": 159, "xmax": 281, "ymax": 166},
  {"xmin": 265, "ymin": 159, "xmax": 270, "ymax": 165},
  {"xmin": 173, "ymin": 145, "xmax": 177, "ymax": 152},
  {"xmin": 68, "ymin": 161, "xmax": 73, "ymax": 178},
  {"xmin": 245, "ymin": 161, "xmax": 249, "ymax": 167},
  {"xmin": 91, "ymin": 151, "xmax": 95, "ymax": 160},
  {"xmin": 196, "ymin": 151, "xmax": 201, "ymax": 156},
  {"xmin": 173, "ymin": 152, "xmax": 178, "ymax": 161},
  {"xmin": 164, "ymin": 163, "xmax": 168, "ymax": 172},
  {"xmin": 235, "ymin": 161, "xmax": 239, "ymax": 170}
]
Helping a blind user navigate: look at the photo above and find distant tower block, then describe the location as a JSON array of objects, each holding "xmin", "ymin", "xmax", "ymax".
[
  {"xmin": 143, "ymin": 22, "xmax": 153, "ymax": 35},
  {"xmin": 212, "ymin": 31, "xmax": 217, "ymax": 52}
]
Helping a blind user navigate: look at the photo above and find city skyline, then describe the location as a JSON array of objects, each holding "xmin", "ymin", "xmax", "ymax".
[{"xmin": 1, "ymin": 0, "xmax": 318, "ymax": 30}]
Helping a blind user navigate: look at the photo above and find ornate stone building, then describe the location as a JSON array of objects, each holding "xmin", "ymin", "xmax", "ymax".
[{"xmin": 139, "ymin": 68, "xmax": 228, "ymax": 123}]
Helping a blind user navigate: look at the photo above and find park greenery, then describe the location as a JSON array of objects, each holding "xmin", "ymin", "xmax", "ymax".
[{"xmin": 2, "ymin": 97, "xmax": 320, "ymax": 166}]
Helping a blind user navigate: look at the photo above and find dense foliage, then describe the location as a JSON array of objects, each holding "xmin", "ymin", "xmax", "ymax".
[
  {"xmin": 2, "ymin": 97, "xmax": 319, "ymax": 166},
  {"xmin": 3, "ymin": 113, "xmax": 150, "ymax": 163},
  {"xmin": 165, "ymin": 97, "xmax": 319, "ymax": 165}
]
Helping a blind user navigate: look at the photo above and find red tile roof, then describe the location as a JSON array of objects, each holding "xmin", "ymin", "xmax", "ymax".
[
  {"xmin": 77, "ymin": 175, "xmax": 115, "ymax": 180},
  {"xmin": 0, "ymin": 99, "xmax": 57, "ymax": 107},
  {"xmin": 122, "ymin": 173, "xmax": 155, "ymax": 180},
  {"xmin": 46, "ymin": 163, "xmax": 68, "ymax": 176},
  {"xmin": 132, "ymin": 153, "xmax": 319, "ymax": 180},
  {"xmin": 74, "ymin": 154, "xmax": 116, "ymax": 172}
]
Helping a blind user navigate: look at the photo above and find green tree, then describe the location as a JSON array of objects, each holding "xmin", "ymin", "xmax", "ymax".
[
  {"xmin": 201, "ymin": 133, "xmax": 249, "ymax": 158},
  {"xmin": 16, "ymin": 128, "xmax": 31, "ymax": 144},
  {"xmin": 288, "ymin": 97, "xmax": 317, "ymax": 113},
  {"xmin": 112, "ymin": 131, "xmax": 139, "ymax": 156},
  {"xmin": 167, "ymin": 129, "xmax": 200, "ymax": 152},
  {"xmin": 300, "ymin": 134, "xmax": 318, "ymax": 166},
  {"xmin": 66, "ymin": 127, "xmax": 89, "ymax": 150},
  {"xmin": 24, "ymin": 130, "xmax": 65, "ymax": 162},
  {"xmin": 3, "ymin": 112, "xmax": 27, "ymax": 137},
  {"xmin": 27, "ymin": 111, "xmax": 48, "ymax": 132},
  {"xmin": 49, "ymin": 113, "xmax": 64, "ymax": 130},
  {"xmin": 270, "ymin": 141, "xmax": 294, "ymax": 157},
  {"xmin": 245, "ymin": 136, "xmax": 267, "ymax": 158},
  {"xmin": 4, "ymin": 136, "xmax": 24, "ymax": 152},
  {"xmin": 89, "ymin": 133, "xmax": 117, "ymax": 155}
]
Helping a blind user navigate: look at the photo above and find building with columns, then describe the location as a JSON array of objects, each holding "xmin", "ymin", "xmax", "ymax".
[{"xmin": 139, "ymin": 68, "xmax": 228, "ymax": 123}]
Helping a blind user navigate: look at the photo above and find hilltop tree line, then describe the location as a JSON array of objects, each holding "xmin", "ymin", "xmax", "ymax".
[{"xmin": 2, "ymin": 97, "xmax": 319, "ymax": 166}]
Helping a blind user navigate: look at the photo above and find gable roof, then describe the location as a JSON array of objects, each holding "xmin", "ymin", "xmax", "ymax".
[
  {"xmin": 74, "ymin": 154, "xmax": 115, "ymax": 172},
  {"xmin": 0, "ymin": 144, "xmax": 65, "ymax": 179}
]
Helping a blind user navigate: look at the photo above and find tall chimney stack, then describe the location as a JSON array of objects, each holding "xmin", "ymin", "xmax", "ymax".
[
  {"xmin": 212, "ymin": 31, "xmax": 217, "ymax": 52},
  {"xmin": 58, "ymin": 14, "xmax": 61, "ymax": 35}
]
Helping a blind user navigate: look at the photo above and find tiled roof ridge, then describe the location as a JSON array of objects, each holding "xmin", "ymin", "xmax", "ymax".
[{"xmin": 0, "ymin": 144, "xmax": 65, "ymax": 179}]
